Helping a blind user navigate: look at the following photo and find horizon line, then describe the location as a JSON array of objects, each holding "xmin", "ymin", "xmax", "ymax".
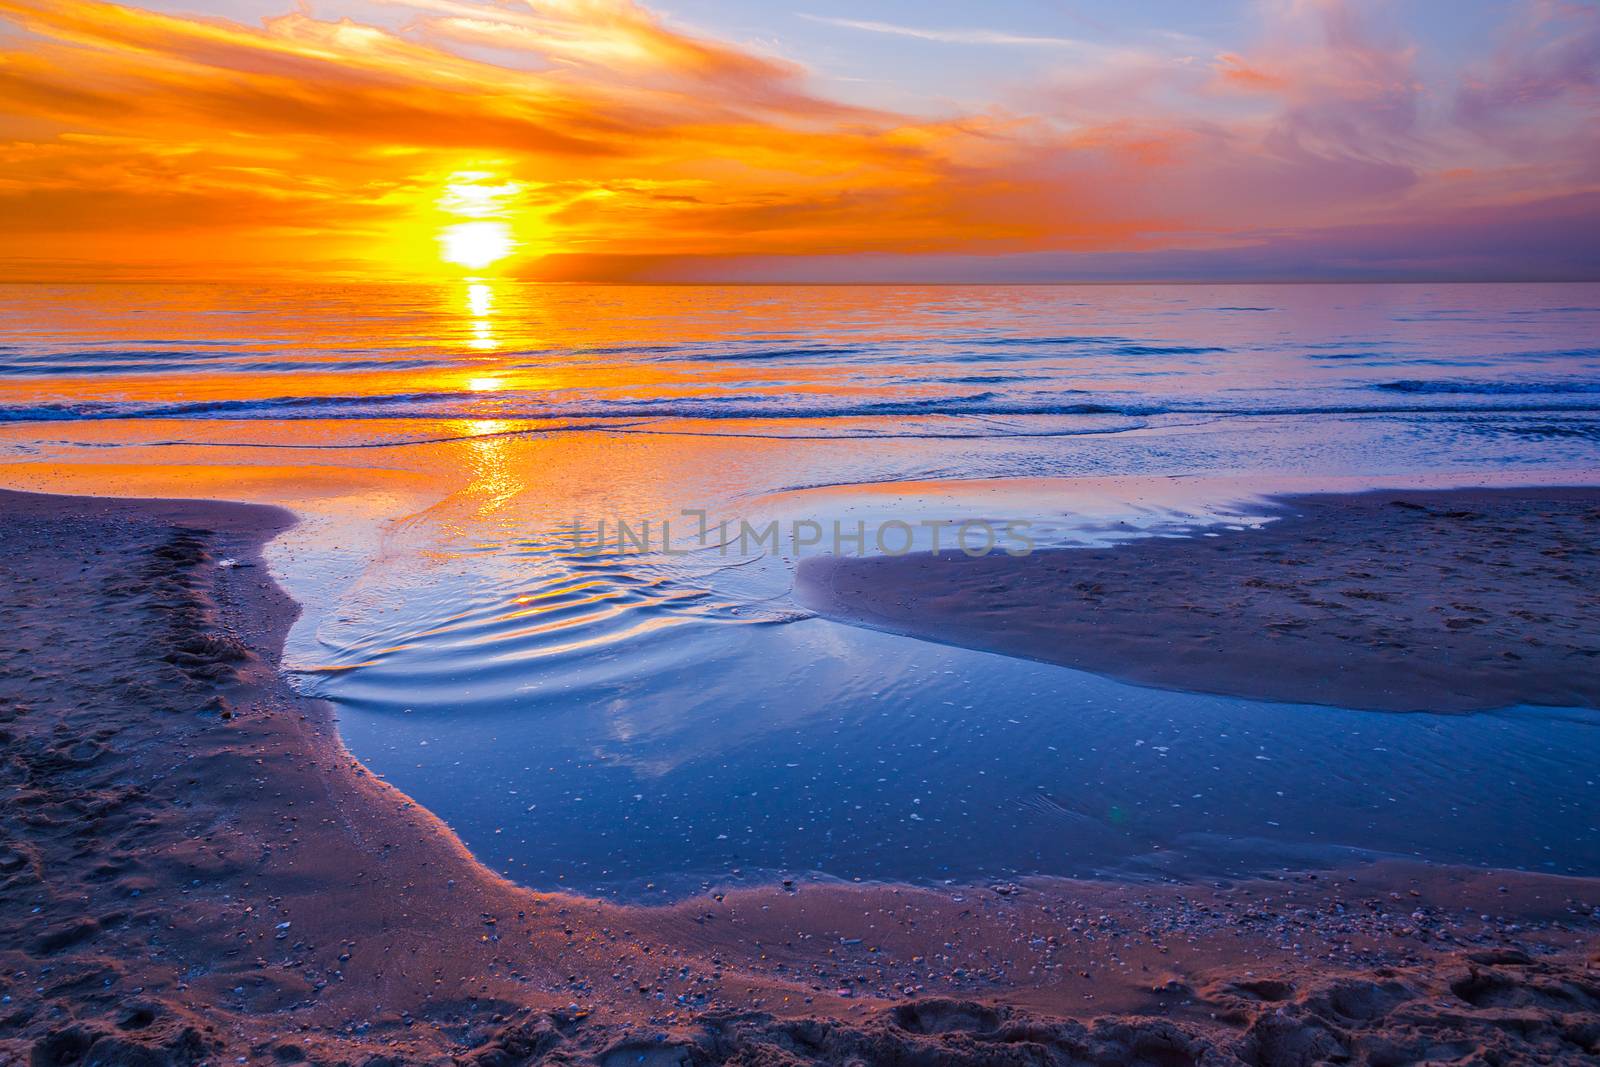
[{"xmin": 4, "ymin": 276, "xmax": 1600, "ymax": 287}]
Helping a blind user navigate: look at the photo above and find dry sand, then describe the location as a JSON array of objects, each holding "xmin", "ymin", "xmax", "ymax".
[
  {"xmin": 1, "ymin": 488, "xmax": 1597, "ymax": 1066},
  {"xmin": 797, "ymin": 487, "xmax": 1600, "ymax": 713}
]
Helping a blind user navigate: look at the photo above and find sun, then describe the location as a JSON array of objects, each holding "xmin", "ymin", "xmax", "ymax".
[
  {"xmin": 433, "ymin": 171, "xmax": 526, "ymax": 272},
  {"xmin": 440, "ymin": 221, "xmax": 516, "ymax": 271}
]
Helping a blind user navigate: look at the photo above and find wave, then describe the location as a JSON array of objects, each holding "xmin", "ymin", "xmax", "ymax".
[
  {"xmin": 1107, "ymin": 344, "xmax": 1229, "ymax": 355},
  {"xmin": 963, "ymin": 335, "xmax": 1120, "ymax": 348},
  {"xmin": 650, "ymin": 344, "xmax": 867, "ymax": 363},
  {"xmin": 1372, "ymin": 378, "xmax": 1600, "ymax": 396},
  {"xmin": 0, "ymin": 356, "xmax": 461, "ymax": 377},
  {"xmin": 6, "ymin": 388, "xmax": 1600, "ymax": 428},
  {"xmin": 11, "ymin": 336, "xmax": 1586, "ymax": 384},
  {"xmin": 0, "ymin": 391, "xmax": 1140, "ymax": 424},
  {"xmin": 936, "ymin": 374, "xmax": 1050, "ymax": 384},
  {"xmin": 0, "ymin": 333, "xmax": 1239, "ymax": 375},
  {"xmin": 0, "ymin": 391, "xmax": 467, "ymax": 423},
  {"xmin": 627, "ymin": 336, "xmax": 1236, "ymax": 362}
]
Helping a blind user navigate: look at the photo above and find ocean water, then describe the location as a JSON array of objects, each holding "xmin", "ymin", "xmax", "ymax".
[{"xmin": 2, "ymin": 281, "xmax": 1598, "ymax": 898}]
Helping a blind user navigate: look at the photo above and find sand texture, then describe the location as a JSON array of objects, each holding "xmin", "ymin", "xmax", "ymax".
[
  {"xmin": 797, "ymin": 488, "xmax": 1600, "ymax": 713},
  {"xmin": 1, "ymin": 488, "xmax": 1598, "ymax": 1065}
]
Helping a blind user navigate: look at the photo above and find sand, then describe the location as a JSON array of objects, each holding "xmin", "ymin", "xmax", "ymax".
[
  {"xmin": 796, "ymin": 487, "xmax": 1600, "ymax": 713},
  {"xmin": 1, "ymin": 487, "xmax": 1597, "ymax": 1066}
]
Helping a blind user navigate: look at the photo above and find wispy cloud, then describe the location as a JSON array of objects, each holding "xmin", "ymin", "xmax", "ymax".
[
  {"xmin": 1455, "ymin": 0, "xmax": 1600, "ymax": 126},
  {"xmin": 798, "ymin": 14, "xmax": 1088, "ymax": 49}
]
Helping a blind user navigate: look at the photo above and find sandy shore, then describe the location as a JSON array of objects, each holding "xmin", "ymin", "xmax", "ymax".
[
  {"xmin": 1, "ymin": 488, "xmax": 1598, "ymax": 1066},
  {"xmin": 797, "ymin": 487, "xmax": 1600, "ymax": 713}
]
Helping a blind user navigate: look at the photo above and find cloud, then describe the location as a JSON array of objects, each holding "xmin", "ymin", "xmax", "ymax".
[
  {"xmin": 533, "ymin": 189, "xmax": 1600, "ymax": 284},
  {"xmin": 1455, "ymin": 0, "xmax": 1600, "ymax": 124},
  {"xmin": 1219, "ymin": 0, "xmax": 1422, "ymax": 151},
  {"xmin": 390, "ymin": 0, "xmax": 874, "ymax": 120},
  {"xmin": 0, "ymin": 0, "xmax": 1594, "ymax": 280},
  {"xmin": 0, "ymin": 0, "xmax": 1168, "ymax": 278},
  {"xmin": 797, "ymin": 15, "xmax": 1090, "ymax": 49}
]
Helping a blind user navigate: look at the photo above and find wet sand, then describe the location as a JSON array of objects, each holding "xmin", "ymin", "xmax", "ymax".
[
  {"xmin": 797, "ymin": 487, "xmax": 1600, "ymax": 713},
  {"xmin": 1, "ymin": 488, "xmax": 1598, "ymax": 1065}
]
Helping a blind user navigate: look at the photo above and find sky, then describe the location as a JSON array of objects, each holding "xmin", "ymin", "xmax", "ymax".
[{"xmin": 0, "ymin": 0, "xmax": 1597, "ymax": 282}]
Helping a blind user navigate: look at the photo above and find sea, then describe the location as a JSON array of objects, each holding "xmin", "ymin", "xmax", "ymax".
[{"xmin": 3, "ymin": 281, "xmax": 1598, "ymax": 899}]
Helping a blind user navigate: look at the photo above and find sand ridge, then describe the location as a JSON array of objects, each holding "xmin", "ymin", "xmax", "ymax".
[
  {"xmin": 1, "ymin": 488, "xmax": 1598, "ymax": 1065},
  {"xmin": 797, "ymin": 487, "xmax": 1600, "ymax": 713}
]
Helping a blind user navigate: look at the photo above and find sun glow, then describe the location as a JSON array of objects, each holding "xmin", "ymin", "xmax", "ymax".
[
  {"xmin": 441, "ymin": 221, "xmax": 516, "ymax": 271},
  {"xmin": 437, "ymin": 173, "xmax": 525, "ymax": 273},
  {"xmin": 438, "ymin": 175, "xmax": 524, "ymax": 219}
]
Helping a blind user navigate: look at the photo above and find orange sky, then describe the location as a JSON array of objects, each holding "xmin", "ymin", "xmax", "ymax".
[{"xmin": 1, "ymin": 0, "xmax": 1596, "ymax": 282}]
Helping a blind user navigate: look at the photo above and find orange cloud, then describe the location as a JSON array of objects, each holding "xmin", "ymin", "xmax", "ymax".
[
  {"xmin": 1213, "ymin": 53, "xmax": 1289, "ymax": 92},
  {"xmin": 0, "ymin": 0, "xmax": 1594, "ymax": 281},
  {"xmin": 2, "ymin": 0, "xmax": 1158, "ymax": 278}
]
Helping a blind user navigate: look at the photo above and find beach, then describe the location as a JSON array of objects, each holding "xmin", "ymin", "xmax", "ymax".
[
  {"xmin": 2, "ymin": 486, "xmax": 1598, "ymax": 1066},
  {"xmin": 7, "ymin": 0, "xmax": 1600, "ymax": 1056},
  {"xmin": 3, "ymin": 282, "xmax": 1600, "ymax": 1065}
]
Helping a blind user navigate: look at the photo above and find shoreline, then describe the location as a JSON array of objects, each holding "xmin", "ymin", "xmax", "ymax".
[
  {"xmin": 2, "ymin": 487, "xmax": 1597, "ymax": 1065},
  {"xmin": 797, "ymin": 487, "xmax": 1600, "ymax": 713}
]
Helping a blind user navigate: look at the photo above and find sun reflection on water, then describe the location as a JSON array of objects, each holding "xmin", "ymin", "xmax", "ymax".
[
  {"xmin": 444, "ymin": 418, "xmax": 523, "ymax": 523},
  {"xmin": 461, "ymin": 280, "xmax": 499, "ymax": 351}
]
